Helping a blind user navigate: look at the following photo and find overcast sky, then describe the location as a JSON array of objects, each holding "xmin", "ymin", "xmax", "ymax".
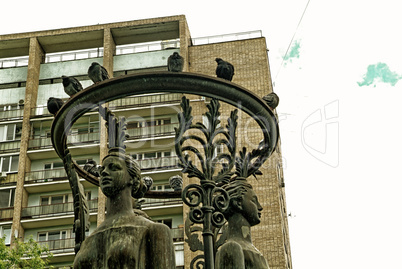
[{"xmin": 2, "ymin": 1, "xmax": 402, "ymax": 268}]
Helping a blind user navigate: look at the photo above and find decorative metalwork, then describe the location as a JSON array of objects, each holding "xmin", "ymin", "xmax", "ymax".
[
  {"xmin": 176, "ymin": 96, "xmax": 274, "ymax": 268},
  {"xmin": 50, "ymin": 72, "xmax": 279, "ymax": 268}
]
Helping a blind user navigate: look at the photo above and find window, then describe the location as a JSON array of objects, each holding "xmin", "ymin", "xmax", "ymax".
[
  {"xmin": 40, "ymin": 194, "xmax": 69, "ymax": 205},
  {"xmin": 38, "ymin": 230, "xmax": 69, "ymax": 242},
  {"xmin": 0, "ymin": 189, "xmax": 15, "ymax": 208},
  {"xmin": 0, "ymin": 124, "xmax": 21, "ymax": 142},
  {"xmin": 44, "ymin": 162, "xmax": 64, "ymax": 170},
  {"xmin": 150, "ymin": 184, "xmax": 173, "ymax": 192},
  {"xmin": 0, "ymin": 156, "xmax": 19, "ymax": 174},
  {"xmin": 0, "ymin": 225, "xmax": 12, "ymax": 245},
  {"xmin": 155, "ymin": 218, "xmax": 172, "ymax": 228}
]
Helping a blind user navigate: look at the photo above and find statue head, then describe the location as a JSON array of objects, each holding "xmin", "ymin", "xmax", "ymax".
[
  {"xmin": 223, "ymin": 179, "xmax": 263, "ymax": 226},
  {"xmin": 100, "ymin": 153, "xmax": 147, "ymax": 199}
]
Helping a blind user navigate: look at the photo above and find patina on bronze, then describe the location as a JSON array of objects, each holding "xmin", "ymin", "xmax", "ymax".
[
  {"xmin": 175, "ymin": 96, "xmax": 275, "ymax": 268},
  {"xmin": 215, "ymin": 179, "xmax": 269, "ymax": 269}
]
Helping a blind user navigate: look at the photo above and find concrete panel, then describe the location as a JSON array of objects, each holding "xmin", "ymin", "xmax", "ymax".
[
  {"xmin": 36, "ymin": 80, "xmax": 92, "ymax": 106},
  {"xmin": 113, "ymin": 49, "xmax": 179, "ymax": 71},
  {"xmin": 0, "ymin": 66, "xmax": 28, "ymax": 84},
  {"xmin": 39, "ymin": 58, "xmax": 102, "ymax": 79},
  {"xmin": 0, "ymin": 87, "xmax": 25, "ymax": 104}
]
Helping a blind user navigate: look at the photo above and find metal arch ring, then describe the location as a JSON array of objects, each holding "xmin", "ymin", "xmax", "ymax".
[{"xmin": 51, "ymin": 71, "xmax": 279, "ymax": 186}]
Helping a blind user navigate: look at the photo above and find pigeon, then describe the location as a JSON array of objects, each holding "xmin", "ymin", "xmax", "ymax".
[
  {"xmin": 169, "ymin": 175, "xmax": 183, "ymax": 191},
  {"xmin": 87, "ymin": 62, "xmax": 109, "ymax": 84},
  {"xmin": 215, "ymin": 58, "xmax": 235, "ymax": 81},
  {"xmin": 83, "ymin": 159, "xmax": 100, "ymax": 177},
  {"xmin": 142, "ymin": 176, "xmax": 153, "ymax": 191},
  {"xmin": 62, "ymin": 75, "xmax": 83, "ymax": 96},
  {"xmin": 167, "ymin": 52, "xmax": 184, "ymax": 72},
  {"xmin": 47, "ymin": 97, "xmax": 64, "ymax": 115},
  {"xmin": 262, "ymin": 92, "xmax": 280, "ymax": 110}
]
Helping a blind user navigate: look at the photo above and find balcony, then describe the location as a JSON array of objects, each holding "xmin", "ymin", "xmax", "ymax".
[
  {"xmin": 36, "ymin": 227, "xmax": 183, "ymax": 255},
  {"xmin": 136, "ymin": 156, "xmax": 180, "ymax": 172},
  {"xmin": 25, "ymin": 168, "xmax": 67, "ymax": 184},
  {"xmin": 0, "ymin": 140, "xmax": 21, "ymax": 154},
  {"xmin": 21, "ymin": 199, "xmax": 98, "ymax": 219},
  {"xmin": 28, "ymin": 132, "xmax": 100, "ymax": 150},
  {"xmin": 0, "ymin": 108, "xmax": 24, "ymax": 121},
  {"xmin": 109, "ymin": 93, "xmax": 182, "ymax": 110},
  {"xmin": 191, "ymin": 30, "xmax": 262, "ymax": 45},
  {"xmin": 38, "ymin": 238, "xmax": 75, "ymax": 253},
  {"xmin": 0, "ymin": 207, "xmax": 13, "ymax": 221},
  {"xmin": 141, "ymin": 198, "xmax": 182, "ymax": 209},
  {"xmin": 126, "ymin": 123, "xmax": 178, "ymax": 141},
  {"xmin": 0, "ymin": 172, "xmax": 18, "ymax": 186}
]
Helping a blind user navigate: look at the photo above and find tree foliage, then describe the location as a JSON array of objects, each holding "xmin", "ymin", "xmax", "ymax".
[{"xmin": 0, "ymin": 236, "xmax": 53, "ymax": 269}]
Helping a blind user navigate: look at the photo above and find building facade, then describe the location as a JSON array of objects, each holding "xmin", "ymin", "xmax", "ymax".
[{"xmin": 0, "ymin": 15, "xmax": 291, "ymax": 269}]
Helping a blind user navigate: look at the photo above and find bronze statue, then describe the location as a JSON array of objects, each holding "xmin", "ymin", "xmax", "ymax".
[
  {"xmin": 215, "ymin": 179, "xmax": 269, "ymax": 269},
  {"xmin": 73, "ymin": 152, "xmax": 176, "ymax": 268}
]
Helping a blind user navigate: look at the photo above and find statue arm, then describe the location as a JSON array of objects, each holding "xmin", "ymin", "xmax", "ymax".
[
  {"xmin": 215, "ymin": 241, "xmax": 245, "ymax": 269},
  {"xmin": 148, "ymin": 223, "xmax": 176, "ymax": 268}
]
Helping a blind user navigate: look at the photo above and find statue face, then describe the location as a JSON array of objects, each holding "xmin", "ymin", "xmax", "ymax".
[
  {"xmin": 100, "ymin": 155, "xmax": 131, "ymax": 197},
  {"xmin": 240, "ymin": 188, "xmax": 263, "ymax": 226}
]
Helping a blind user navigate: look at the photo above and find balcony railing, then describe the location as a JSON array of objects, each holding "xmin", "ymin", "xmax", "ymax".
[
  {"xmin": 0, "ymin": 140, "xmax": 21, "ymax": 153},
  {"xmin": 0, "ymin": 207, "xmax": 14, "ymax": 221},
  {"xmin": 108, "ymin": 93, "xmax": 182, "ymax": 110},
  {"xmin": 21, "ymin": 199, "xmax": 98, "ymax": 219},
  {"xmin": 37, "ymin": 238, "xmax": 75, "ymax": 253},
  {"xmin": 28, "ymin": 131, "xmax": 100, "ymax": 150},
  {"xmin": 136, "ymin": 156, "xmax": 180, "ymax": 171},
  {"xmin": 0, "ymin": 172, "xmax": 18, "ymax": 186},
  {"xmin": 192, "ymin": 30, "xmax": 262, "ymax": 45},
  {"xmin": 25, "ymin": 168, "xmax": 67, "ymax": 184},
  {"xmin": 141, "ymin": 198, "xmax": 182, "ymax": 209},
  {"xmin": 0, "ymin": 108, "xmax": 24, "ymax": 121},
  {"xmin": 126, "ymin": 123, "xmax": 178, "ymax": 140},
  {"xmin": 36, "ymin": 227, "xmax": 183, "ymax": 254},
  {"xmin": 171, "ymin": 227, "xmax": 184, "ymax": 242},
  {"xmin": 0, "ymin": 57, "xmax": 29, "ymax": 68}
]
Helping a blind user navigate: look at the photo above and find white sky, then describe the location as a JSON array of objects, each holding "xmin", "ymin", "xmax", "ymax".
[{"xmin": 2, "ymin": 1, "xmax": 402, "ymax": 268}]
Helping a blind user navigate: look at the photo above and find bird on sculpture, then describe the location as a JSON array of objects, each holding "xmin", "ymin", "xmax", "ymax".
[
  {"xmin": 62, "ymin": 75, "xmax": 83, "ymax": 97},
  {"xmin": 88, "ymin": 62, "xmax": 109, "ymax": 84},
  {"xmin": 215, "ymin": 58, "xmax": 234, "ymax": 81},
  {"xmin": 262, "ymin": 92, "xmax": 280, "ymax": 110},
  {"xmin": 167, "ymin": 52, "xmax": 184, "ymax": 72},
  {"xmin": 47, "ymin": 97, "xmax": 64, "ymax": 115},
  {"xmin": 142, "ymin": 176, "xmax": 154, "ymax": 192},
  {"xmin": 83, "ymin": 159, "xmax": 100, "ymax": 177}
]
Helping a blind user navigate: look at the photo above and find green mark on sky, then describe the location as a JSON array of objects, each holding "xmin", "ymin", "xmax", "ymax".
[
  {"xmin": 358, "ymin": 62, "xmax": 402, "ymax": 87},
  {"xmin": 283, "ymin": 40, "xmax": 301, "ymax": 64}
]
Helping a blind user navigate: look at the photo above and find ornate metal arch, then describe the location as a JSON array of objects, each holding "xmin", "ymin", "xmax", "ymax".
[{"xmin": 51, "ymin": 72, "xmax": 279, "ymax": 186}]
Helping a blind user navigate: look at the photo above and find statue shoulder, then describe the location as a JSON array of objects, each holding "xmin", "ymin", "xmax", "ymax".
[{"xmin": 215, "ymin": 241, "xmax": 244, "ymax": 269}]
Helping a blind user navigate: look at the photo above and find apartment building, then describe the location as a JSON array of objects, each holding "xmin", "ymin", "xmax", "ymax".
[{"xmin": 0, "ymin": 15, "xmax": 291, "ymax": 269}]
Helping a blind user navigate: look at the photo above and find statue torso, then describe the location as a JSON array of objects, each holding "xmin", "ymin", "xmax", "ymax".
[{"xmin": 73, "ymin": 215, "xmax": 153, "ymax": 269}]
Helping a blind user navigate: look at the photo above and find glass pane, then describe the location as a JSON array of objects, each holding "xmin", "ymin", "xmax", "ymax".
[
  {"xmin": 1, "ymin": 157, "xmax": 10, "ymax": 173},
  {"xmin": 44, "ymin": 164, "xmax": 52, "ymax": 170},
  {"xmin": 48, "ymin": 231, "xmax": 60, "ymax": 241},
  {"xmin": 51, "ymin": 196, "xmax": 63, "ymax": 204},
  {"xmin": 38, "ymin": 233, "xmax": 47, "ymax": 242},
  {"xmin": 144, "ymin": 152, "xmax": 156, "ymax": 159},
  {"xmin": 61, "ymin": 231, "xmax": 67, "ymax": 239},
  {"xmin": 10, "ymin": 156, "xmax": 19, "ymax": 171},
  {"xmin": 9, "ymin": 189, "xmax": 15, "ymax": 207},
  {"xmin": 0, "ymin": 126, "xmax": 5, "ymax": 141},
  {"xmin": 0, "ymin": 189, "xmax": 11, "ymax": 208},
  {"xmin": 41, "ymin": 197, "xmax": 49, "ymax": 205},
  {"xmin": 6, "ymin": 124, "xmax": 15, "ymax": 140},
  {"xmin": 53, "ymin": 162, "xmax": 64, "ymax": 168}
]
